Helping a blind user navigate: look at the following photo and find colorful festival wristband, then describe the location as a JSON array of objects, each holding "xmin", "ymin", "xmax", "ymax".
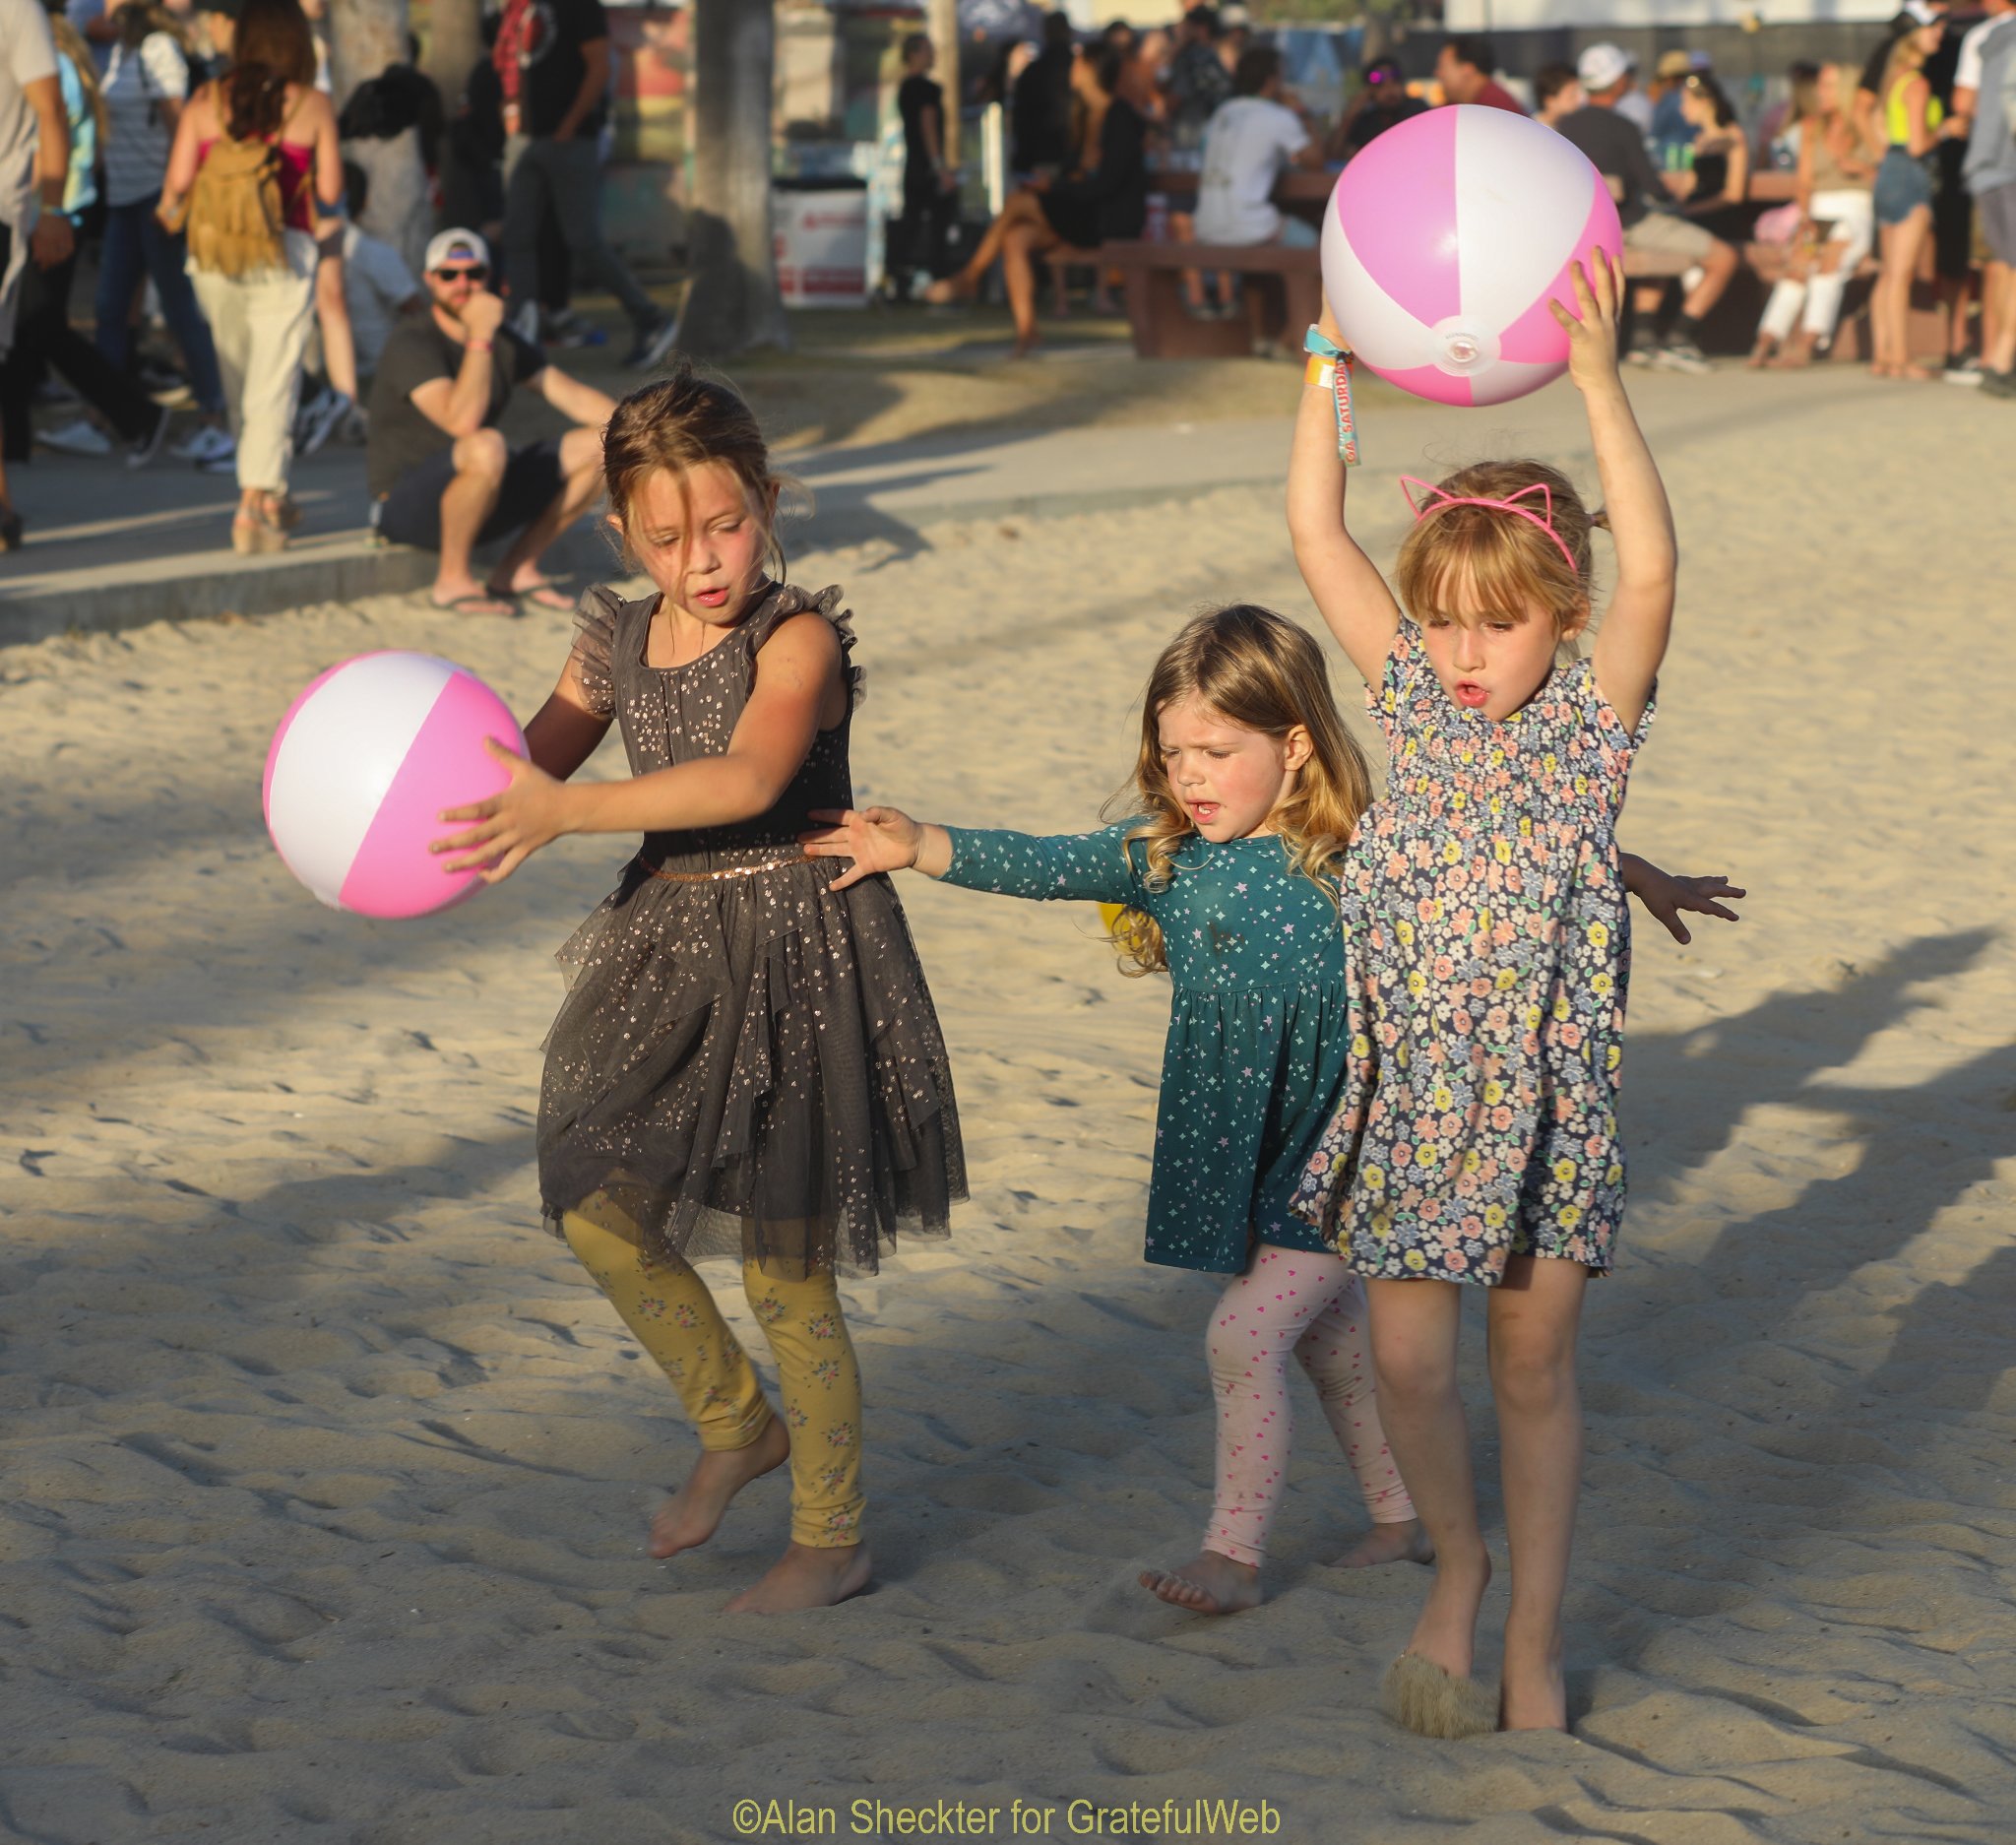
[{"xmin": 1302, "ymin": 326, "xmax": 1359, "ymax": 468}]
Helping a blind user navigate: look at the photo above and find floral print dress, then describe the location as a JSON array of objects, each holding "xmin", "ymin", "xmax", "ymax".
[
  {"xmin": 1292, "ymin": 625, "xmax": 1654, "ymax": 1287},
  {"xmin": 941, "ymin": 824, "xmax": 1353, "ymax": 1273}
]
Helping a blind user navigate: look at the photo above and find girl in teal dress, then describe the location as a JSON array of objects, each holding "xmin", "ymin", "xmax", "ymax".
[{"xmin": 804, "ymin": 604, "xmax": 1724, "ymax": 1619}]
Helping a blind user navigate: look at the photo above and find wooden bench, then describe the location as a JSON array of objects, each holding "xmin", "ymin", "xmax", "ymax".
[{"xmin": 1098, "ymin": 239, "xmax": 1324, "ymax": 360}]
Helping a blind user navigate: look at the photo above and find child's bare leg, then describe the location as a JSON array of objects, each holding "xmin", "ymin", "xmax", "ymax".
[
  {"xmin": 559, "ymin": 1211, "xmax": 784, "ymax": 1559},
  {"xmin": 1295, "ymin": 1269, "xmax": 1433, "ymax": 1570},
  {"xmin": 1486, "ymin": 1255, "xmax": 1588, "ymax": 1733},
  {"xmin": 1365, "ymin": 1277, "xmax": 1493, "ymax": 1731},
  {"xmin": 725, "ymin": 1254, "xmax": 872, "ymax": 1613}
]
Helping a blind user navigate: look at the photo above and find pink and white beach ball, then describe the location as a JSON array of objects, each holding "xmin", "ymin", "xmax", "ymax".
[
  {"xmin": 1322, "ymin": 104, "xmax": 1622, "ymax": 407},
  {"xmin": 263, "ymin": 652, "xmax": 525, "ymax": 919}
]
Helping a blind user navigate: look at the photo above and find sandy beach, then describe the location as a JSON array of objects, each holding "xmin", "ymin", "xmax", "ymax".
[{"xmin": 3, "ymin": 362, "xmax": 2013, "ymax": 1843}]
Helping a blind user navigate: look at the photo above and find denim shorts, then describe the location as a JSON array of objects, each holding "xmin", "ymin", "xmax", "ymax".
[{"xmin": 1874, "ymin": 148, "xmax": 1933, "ymax": 226}]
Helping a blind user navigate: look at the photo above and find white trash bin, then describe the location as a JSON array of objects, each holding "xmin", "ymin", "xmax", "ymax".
[{"xmin": 773, "ymin": 178, "xmax": 870, "ymax": 309}]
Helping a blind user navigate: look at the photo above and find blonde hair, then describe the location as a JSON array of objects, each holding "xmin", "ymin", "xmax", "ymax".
[
  {"xmin": 1881, "ymin": 31, "xmax": 1932, "ymax": 95},
  {"xmin": 1394, "ymin": 459, "xmax": 1604, "ymax": 637},
  {"xmin": 1102, "ymin": 604, "xmax": 1373, "ymax": 978}
]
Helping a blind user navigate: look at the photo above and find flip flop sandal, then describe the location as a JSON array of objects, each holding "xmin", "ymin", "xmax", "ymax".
[
  {"xmin": 423, "ymin": 588, "xmax": 518, "ymax": 617},
  {"xmin": 492, "ymin": 581, "xmax": 577, "ymax": 613}
]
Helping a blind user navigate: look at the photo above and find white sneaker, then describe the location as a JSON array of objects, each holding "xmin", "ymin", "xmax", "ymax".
[
  {"xmin": 173, "ymin": 425, "xmax": 235, "ymax": 465},
  {"xmin": 38, "ymin": 417, "xmax": 112, "ymax": 456}
]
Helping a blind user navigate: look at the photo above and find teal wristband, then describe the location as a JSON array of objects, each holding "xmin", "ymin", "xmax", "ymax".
[{"xmin": 1302, "ymin": 325, "xmax": 1359, "ymax": 467}]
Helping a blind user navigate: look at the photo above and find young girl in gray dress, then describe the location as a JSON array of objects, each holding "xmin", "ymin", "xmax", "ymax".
[{"xmin": 434, "ymin": 365, "xmax": 965, "ymax": 1614}]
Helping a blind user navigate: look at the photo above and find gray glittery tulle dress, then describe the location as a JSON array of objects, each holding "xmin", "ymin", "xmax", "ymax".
[{"xmin": 537, "ymin": 580, "xmax": 966, "ymax": 1275}]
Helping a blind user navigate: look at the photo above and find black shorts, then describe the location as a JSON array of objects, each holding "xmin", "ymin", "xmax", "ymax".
[
  {"xmin": 373, "ymin": 436, "xmax": 565, "ymax": 551},
  {"xmin": 1933, "ymin": 140, "xmax": 1973, "ymax": 280}
]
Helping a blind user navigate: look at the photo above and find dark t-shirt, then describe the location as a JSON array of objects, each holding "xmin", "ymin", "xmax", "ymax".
[
  {"xmin": 899, "ymin": 73, "xmax": 942, "ymax": 181},
  {"xmin": 1554, "ymin": 102, "xmax": 1668, "ymax": 227},
  {"xmin": 367, "ymin": 318, "xmax": 544, "ymax": 497},
  {"xmin": 518, "ymin": 0, "xmax": 608, "ymax": 141},
  {"xmin": 1341, "ymin": 95, "xmax": 1429, "ymax": 155},
  {"xmin": 1011, "ymin": 46, "xmax": 1073, "ymax": 170}
]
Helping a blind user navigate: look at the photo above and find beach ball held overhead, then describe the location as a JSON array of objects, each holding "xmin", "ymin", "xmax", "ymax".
[
  {"xmin": 1323, "ymin": 104, "xmax": 1622, "ymax": 407},
  {"xmin": 263, "ymin": 652, "xmax": 525, "ymax": 919}
]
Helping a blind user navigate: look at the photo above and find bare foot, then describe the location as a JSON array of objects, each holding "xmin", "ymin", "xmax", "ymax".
[
  {"xmin": 1746, "ymin": 340, "xmax": 1777, "ymax": 369},
  {"xmin": 1331, "ymin": 1518, "xmax": 1435, "ymax": 1570},
  {"xmin": 1498, "ymin": 1627, "xmax": 1569, "ymax": 1732},
  {"xmin": 1137, "ymin": 1550, "xmax": 1261, "ymax": 1615},
  {"xmin": 1010, "ymin": 332, "xmax": 1042, "ymax": 359},
  {"xmin": 1895, "ymin": 362, "xmax": 1935, "ymax": 382},
  {"xmin": 1773, "ymin": 334, "xmax": 1817, "ymax": 369},
  {"xmin": 922, "ymin": 277, "xmax": 967, "ymax": 306},
  {"xmin": 725, "ymin": 1542, "xmax": 872, "ymax": 1614},
  {"xmin": 1403, "ymin": 1542, "xmax": 1492, "ymax": 1685},
  {"xmin": 648, "ymin": 1416, "xmax": 789, "ymax": 1559}
]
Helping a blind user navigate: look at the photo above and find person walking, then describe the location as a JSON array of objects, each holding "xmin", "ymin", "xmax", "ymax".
[
  {"xmin": 0, "ymin": 3, "xmax": 171, "ymax": 471},
  {"xmin": 158, "ymin": 0, "xmax": 339, "ymax": 552},
  {"xmin": 0, "ymin": 0, "xmax": 75, "ymax": 550},
  {"xmin": 1961, "ymin": 0, "xmax": 2016, "ymax": 393},
  {"xmin": 96, "ymin": 0, "xmax": 230, "ymax": 466},
  {"xmin": 494, "ymin": 0, "xmax": 673, "ymax": 370}
]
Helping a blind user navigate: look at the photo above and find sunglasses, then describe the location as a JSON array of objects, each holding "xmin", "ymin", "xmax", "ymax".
[{"xmin": 434, "ymin": 263, "xmax": 487, "ymax": 282}]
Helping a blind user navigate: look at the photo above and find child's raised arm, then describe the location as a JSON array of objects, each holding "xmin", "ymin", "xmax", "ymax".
[
  {"xmin": 1552, "ymin": 257, "xmax": 1676, "ymax": 735},
  {"xmin": 1285, "ymin": 306, "xmax": 1403, "ymax": 686}
]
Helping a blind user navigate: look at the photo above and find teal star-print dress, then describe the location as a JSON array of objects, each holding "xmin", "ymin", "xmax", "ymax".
[
  {"xmin": 1291, "ymin": 623, "xmax": 1654, "ymax": 1287},
  {"xmin": 940, "ymin": 823, "xmax": 1353, "ymax": 1273}
]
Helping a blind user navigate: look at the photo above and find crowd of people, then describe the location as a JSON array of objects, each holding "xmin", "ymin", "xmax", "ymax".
[
  {"xmin": 902, "ymin": 2, "xmax": 2016, "ymax": 389},
  {"xmin": 0, "ymin": 0, "xmax": 673, "ymax": 563}
]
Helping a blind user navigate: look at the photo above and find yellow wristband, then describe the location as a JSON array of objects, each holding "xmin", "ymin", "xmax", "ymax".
[{"xmin": 1304, "ymin": 353, "xmax": 1336, "ymax": 390}]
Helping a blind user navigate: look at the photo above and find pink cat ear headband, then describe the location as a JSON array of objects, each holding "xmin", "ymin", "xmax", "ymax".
[{"xmin": 1399, "ymin": 476, "xmax": 1581, "ymax": 576}]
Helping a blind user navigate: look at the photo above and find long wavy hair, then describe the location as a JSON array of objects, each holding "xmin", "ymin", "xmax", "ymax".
[
  {"xmin": 1102, "ymin": 604, "xmax": 1372, "ymax": 977},
  {"xmin": 224, "ymin": 0, "xmax": 316, "ymax": 141}
]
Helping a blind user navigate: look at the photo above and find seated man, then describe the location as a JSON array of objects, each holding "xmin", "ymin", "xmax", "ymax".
[
  {"xmin": 367, "ymin": 228, "xmax": 616, "ymax": 615},
  {"xmin": 1555, "ymin": 45, "xmax": 1739, "ymax": 372},
  {"xmin": 1194, "ymin": 44, "xmax": 1328, "ymax": 348}
]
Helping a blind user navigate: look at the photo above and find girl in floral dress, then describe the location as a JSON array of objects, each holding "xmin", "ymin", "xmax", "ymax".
[
  {"xmin": 433, "ymin": 365, "xmax": 965, "ymax": 1614},
  {"xmin": 1286, "ymin": 257, "xmax": 1715, "ymax": 1735},
  {"xmin": 803, "ymin": 604, "xmax": 1723, "ymax": 1619}
]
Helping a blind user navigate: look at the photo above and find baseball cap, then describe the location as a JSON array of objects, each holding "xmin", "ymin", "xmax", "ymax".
[
  {"xmin": 424, "ymin": 228, "xmax": 488, "ymax": 273},
  {"xmin": 1577, "ymin": 43, "xmax": 1631, "ymax": 92},
  {"xmin": 1655, "ymin": 50, "xmax": 1692, "ymax": 79}
]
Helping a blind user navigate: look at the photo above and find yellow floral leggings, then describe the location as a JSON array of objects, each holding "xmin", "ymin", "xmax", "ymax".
[{"xmin": 561, "ymin": 1213, "xmax": 865, "ymax": 1549}]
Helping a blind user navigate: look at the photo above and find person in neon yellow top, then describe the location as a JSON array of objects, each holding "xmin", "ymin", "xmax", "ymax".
[{"xmin": 1870, "ymin": 16, "xmax": 1947, "ymax": 378}]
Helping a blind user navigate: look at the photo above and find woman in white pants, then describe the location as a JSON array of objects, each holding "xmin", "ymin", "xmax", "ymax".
[
  {"xmin": 159, "ymin": 0, "xmax": 339, "ymax": 552},
  {"xmin": 1750, "ymin": 65, "xmax": 1877, "ymax": 368}
]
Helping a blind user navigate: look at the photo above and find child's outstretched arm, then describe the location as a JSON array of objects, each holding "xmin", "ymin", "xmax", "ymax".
[
  {"xmin": 802, "ymin": 807, "xmax": 952, "ymax": 889},
  {"xmin": 1619, "ymin": 852, "xmax": 1745, "ymax": 945},
  {"xmin": 436, "ymin": 613, "xmax": 843, "ymax": 881},
  {"xmin": 1551, "ymin": 256, "xmax": 1676, "ymax": 735},
  {"xmin": 1285, "ymin": 304, "xmax": 1403, "ymax": 686},
  {"xmin": 802, "ymin": 808, "xmax": 1146, "ymax": 909}
]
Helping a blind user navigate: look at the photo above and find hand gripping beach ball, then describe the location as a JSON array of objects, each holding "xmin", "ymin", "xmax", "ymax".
[
  {"xmin": 263, "ymin": 651, "xmax": 525, "ymax": 919},
  {"xmin": 1322, "ymin": 103, "xmax": 1622, "ymax": 407}
]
